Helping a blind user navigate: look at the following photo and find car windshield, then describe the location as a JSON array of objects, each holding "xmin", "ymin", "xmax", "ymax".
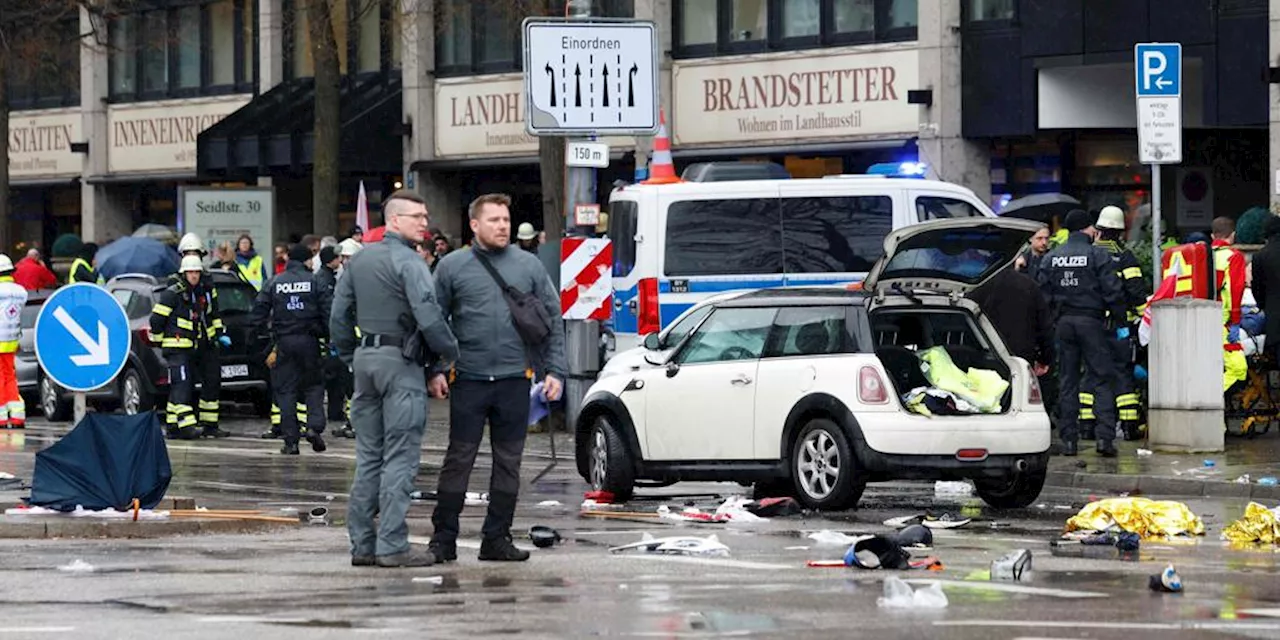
[{"xmin": 216, "ymin": 283, "xmax": 256, "ymax": 315}]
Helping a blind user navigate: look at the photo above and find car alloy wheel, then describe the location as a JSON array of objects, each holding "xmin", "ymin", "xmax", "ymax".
[
  {"xmin": 590, "ymin": 428, "xmax": 609, "ymax": 489},
  {"xmin": 122, "ymin": 372, "xmax": 142, "ymax": 415},
  {"xmin": 40, "ymin": 377, "xmax": 59, "ymax": 418},
  {"xmin": 797, "ymin": 428, "xmax": 841, "ymax": 500}
]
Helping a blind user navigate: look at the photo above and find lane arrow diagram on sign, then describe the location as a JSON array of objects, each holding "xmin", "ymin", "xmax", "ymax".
[
  {"xmin": 545, "ymin": 63, "xmax": 557, "ymax": 106},
  {"xmin": 53, "ymin": 306, "xmax": 110, "ymax": 366},
  {"xmin": 574, "ymin": 64, "xmax": 582, "ymax": 107}
]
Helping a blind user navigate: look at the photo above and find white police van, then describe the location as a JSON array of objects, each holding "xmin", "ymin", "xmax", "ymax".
[{"xmin": 605, "ymin": 161, "xmax": 998, "ymax": 355}]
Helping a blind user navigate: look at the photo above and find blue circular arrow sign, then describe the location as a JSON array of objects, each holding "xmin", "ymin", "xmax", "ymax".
[{"xmin": 34, "ymin": 284, "xmax": 132, "ymax": 392}]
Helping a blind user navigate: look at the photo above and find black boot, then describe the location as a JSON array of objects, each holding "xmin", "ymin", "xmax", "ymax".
[
  {"xmin": 1097, "ymin": 441, "xmax": 1118, "ymax": 458},
  {"xmin": 430, "ymin": 492, "xmax": 464, "ymax": 563},
  {"xmin": 1061, "ymin": 441, "xmax": 1078, "ymax": 457},
  {"xmin": 307, "ymin": 433, "xmax": 327, "ymax": 452},
  {"xmin": 479, "ymin": 536, "xmax": 530, "ymax": 562},
  {"xmin": 177, "ymin": 425, "xmax": 199, "ymax": 440},
  {"xmin": 260, "ymin": 429, "xmax": 281, "ymax": 439},
  {"xmin": 280, "ymin": 441, "xmax": 300, "ymax": 455},
  {"xmin": 201, "ymin": 424, "xmax": 231, "ymax": 438},
  {"xmin": 336, "ymin": 424, "xmax": 355, "ymax": 438},
  {"xmin": 1079, "ymin": 421, "xmax": 1096, "ymax": 441}
]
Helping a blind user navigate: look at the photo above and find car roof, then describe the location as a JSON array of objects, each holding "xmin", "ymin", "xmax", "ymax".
[{"xmin": 715, "ymin": 287, "xmax": 868, "ymax": 308}]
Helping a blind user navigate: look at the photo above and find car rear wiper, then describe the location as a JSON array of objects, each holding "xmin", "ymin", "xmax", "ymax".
[{"xmin": 891, "ymin": 283, "xmax": 923, "ymax": 305}]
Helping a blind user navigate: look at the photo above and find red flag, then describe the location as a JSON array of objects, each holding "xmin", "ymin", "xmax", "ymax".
[{"xmin": 1139, "ymin": 274, "xmax": 1179, "ymax": 347}]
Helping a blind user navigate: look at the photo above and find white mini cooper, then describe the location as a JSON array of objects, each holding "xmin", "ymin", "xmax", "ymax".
[{"xmin": 574, "ymin": 218, "xmax": 1051, "ymax": 510}]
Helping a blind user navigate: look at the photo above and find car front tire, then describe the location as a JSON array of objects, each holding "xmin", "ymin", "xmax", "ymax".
[
  {"xmin": 791, "ymin": 418, "xmax": 864, "ymax": 511},
  {"xmin": 975, "ymin": 469, "xmax": 1046, "ymax": 509},
  {"xmin": 586, "ymin": 414, "xmax": 635, "ymax": 503}
]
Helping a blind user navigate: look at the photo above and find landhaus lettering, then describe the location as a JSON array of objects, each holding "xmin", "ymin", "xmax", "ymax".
[
  {"xmin": 703, "ymin": 66, "xmax": 899, "ymax": 112},
  {"xmin": 112, "ymin": 114, "xmax": 224, "ymax": 148}
]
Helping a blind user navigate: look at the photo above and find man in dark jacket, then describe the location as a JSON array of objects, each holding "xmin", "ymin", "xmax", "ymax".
[
  {"xmin": 149, "ymin": 256, "xmax": 231, "ymax": 440},
  {"xmin": 1250, "ymin": 217, "xmax": 1280, "ymax": 362},
  {"xmin": 970, "ymin": 266, "xmax": 1057, "ymax": 418},
  {"xmin": 1037, "ymin": 209, "xmax": 1128, "ymax": 457},
  {"xmin": 428, "ymin": 193, "xmax": 567, "ymax": 564},
  {"xmin": 315, "ymin": 246, "xmax": 352, "ymax": 437}
]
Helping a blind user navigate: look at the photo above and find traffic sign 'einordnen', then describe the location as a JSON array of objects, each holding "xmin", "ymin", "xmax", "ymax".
[
  {"xmin": 1134, "ymin": 42, "xmax": 1182, "ymax": 164},
  {"xmin": 523, "ymin": 19, "xmax": 659, "ymax": 135},
  {"xmin": 34, "ymin": 284, "xmax": 132, "ymax": 392}
]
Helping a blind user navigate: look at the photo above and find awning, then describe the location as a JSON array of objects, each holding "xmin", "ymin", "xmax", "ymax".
[{"xmin": 197, "ymin": 72, "xmax": 403, "ymax": 178}]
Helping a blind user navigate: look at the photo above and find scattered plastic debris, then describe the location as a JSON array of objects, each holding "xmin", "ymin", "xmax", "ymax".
[
  {"xmin": 57, "ymin": 559, "xmax": 95, "ymax": 573},
  {"xmin": 1223, "ymin": 502, "xmax": 1280, "ymax": 543},
  {"xmin": 536, "ymin": 500, "xmax": 563, "ymax": 508},
  {"xmin": 878, "ymin": 577, "xmax": 948, "ymax": 609},
  {"xmin": 412, "ymin": 576, "xmax": 445, "ymax": 585},
  {"xmin": 990, "ymin": 549, "xmax": 1032, "ymax": 581},
  {"xmin": 785, "ymin": 546, "xmax": 811, "ymax": 551},
  {"xmin": 6, "ymin": 505, "xmax": 169, "ymax": 521},
  {"xmin": 1149, "ymin": 565, "xmax": 1182, "ymax": 593},
  {"xmin": 529, "ymin": 525, "xmax": 562, "ymax": 548},
  {"xmin": 609, "ymin": 533, "xmax": 730, "ymax": 557},
  {"xmin": 1261, "ymin": 477, "xmax": 1279, "ymax": 487},
  {"xmin": 934, "ymin": 481, "xmax": 973, "ymax": 497},
  {"xmin": 1235, "ymin": 475, "xmax": 1252, "ymax": 484},
  {"xmin": 807, "ymin": 530, "xmax": 864, "ymax": 547},
  {"xmin": 893, "ymin": 524, "xmax": 933, "ymax": 549},
  {"xmin": 0, "ymin": 472, "xmax": 14, "ymax": 479},
  {"xmin": 714, "ymin": 497, "xmax": 768, "ymax": 523},
  {"xmin": 1136, "ymin": 449, "xmax": 1153, "ymax": 457},
  {"xmin": 583, "ymin": 490, "xmax": 615, "ymax": 503},
  {"xmin": 307, "ymin": 507, "xmax": 330, "ymax": 526},
  {"xmin": 465, "ymin": 492, "xmax": 489, "ymax": 507},
  {"xmin": 744, "ymin": 496, "xmax": 803, "ymax": 517},
  {"xmin": 1204, "ymin": 460, "xmax": 1216, "ymax": 468},
  {"xmin": 845, "ymin": 536, "xmax": 911, "ymax": 569},
  {"xmin": 923, "ymin": 513, "xmax": 971, "ymax": 529}
]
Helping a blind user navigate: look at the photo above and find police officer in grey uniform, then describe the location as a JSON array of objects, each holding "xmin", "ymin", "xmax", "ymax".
[
  {"xmin": 331, "ymin": 189, "xmax": 458, "ymax": 569},
  {"xmin": 1036, "ymin": 209, "xmax": 1128, "ymax": 458}
]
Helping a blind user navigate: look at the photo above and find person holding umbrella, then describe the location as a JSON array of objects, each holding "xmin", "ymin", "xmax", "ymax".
[{"xmin": 68, "ymin": 243, "xmax": 103, "ymax": 285}]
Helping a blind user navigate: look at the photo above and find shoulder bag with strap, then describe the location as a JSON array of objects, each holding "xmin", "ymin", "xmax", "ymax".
[{"xmin": 472, "ymin": 250, "xmax": 552, "ymax": 346}]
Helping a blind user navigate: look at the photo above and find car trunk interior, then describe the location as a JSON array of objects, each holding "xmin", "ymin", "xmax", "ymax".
[{"xmin": 868, "ymin": 307, "xmax": 1013, "ymax": 413}]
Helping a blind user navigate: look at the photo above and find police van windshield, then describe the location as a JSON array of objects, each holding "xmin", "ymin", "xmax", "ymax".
[{"xmin": 664, "ymin": 196, "xmax": 893, "ymax": 277}]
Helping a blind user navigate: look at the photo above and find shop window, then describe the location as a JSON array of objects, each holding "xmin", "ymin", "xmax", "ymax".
[
  {"xmin": 434, "ymin": 0, "xmax": 635, "ymax": 78},
  {"xmin": 8, "ymin": 19, "xmax": 80, "ymax": 109},
  {"xmin": 675, "ymin": 0, "xmax": 916, "ymax": 56},
  {"xmin": 287, "ymin": 0, "xmax": 408, "ymax": 79},
  {"xmin": 966, "ymin": 0, "xmax": 1014, "ymax": 22},
  {"xmin": 109, "ymin": 0, "xmax": 258, "ymax": 103}
]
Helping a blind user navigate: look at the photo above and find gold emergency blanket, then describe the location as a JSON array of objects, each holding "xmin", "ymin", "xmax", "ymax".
[
  {"xmin": 1223, "ymin": 502, "xmax": 1280, "ymax": 544},
  {"xmin": 1064, "ymin": 498, "xmax": 1205, "ymax": 538}
]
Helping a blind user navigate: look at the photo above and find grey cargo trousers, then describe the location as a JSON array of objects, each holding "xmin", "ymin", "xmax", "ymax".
[{"xmin": 347, "ymin": 346, "xmax": 427, "ymax": 558}]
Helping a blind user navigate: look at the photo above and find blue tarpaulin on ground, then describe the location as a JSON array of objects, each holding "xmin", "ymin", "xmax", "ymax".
[{"xmin": 27, "ymin": 412, "xmax": 172, "ymax": 511}]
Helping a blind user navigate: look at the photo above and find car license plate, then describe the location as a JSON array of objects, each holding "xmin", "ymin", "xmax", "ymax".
[{"xmin": 221, "ymin": 365, "xmax": 248, "ymax": 379}]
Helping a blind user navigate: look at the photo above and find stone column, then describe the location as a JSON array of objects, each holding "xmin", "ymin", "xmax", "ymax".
[
  {"xmin": 1270, "ymin": 0, "xmax": 1280, "ymax": 210},
  {"xmin": 260, "ymin": 0, "xmax": 285, "ymax": 92},
  {"xmin": 78, "ymin": 6, "xmax": 130, "ymax": 244},
  {"xmin": 916, "ymin": 0, "xmax": 991, "ymax": 203}
]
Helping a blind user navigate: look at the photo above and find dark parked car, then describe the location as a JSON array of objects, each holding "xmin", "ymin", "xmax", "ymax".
[
  {"xmin": 17, "ymin": 290, "xmax": 53, "ymax": 409},
  {"xmin": 39, "ymin": 271, "xmax": 272, "ymax": 420}
]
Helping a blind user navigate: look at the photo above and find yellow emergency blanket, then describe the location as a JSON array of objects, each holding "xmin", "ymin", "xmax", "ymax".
[
  {"xmin": 1064, "ymin": 498, "xmax": 1205, "ymax": 539},
  {"xmin": 1223, "ymin": 502, "xmax": 1280, "ymax": 544},
  {"xmin": 918, "ymin": 347, "xmax": 1010, "ymax": 413}
]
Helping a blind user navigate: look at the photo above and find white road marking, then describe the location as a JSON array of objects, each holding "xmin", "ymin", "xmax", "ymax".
[
  {"xmin": 0, "ymin": 628, "xmax": 76, "ymax": 634},
  {"xmin": 937, "ymin": 620, "xmax": 1280, "ymax": 632},
  {"xmin": 1238, "ymin": 608, "xmax": 1280, "ymax": 618},
  {"xmin": 619, "ymin": 555, "xmax": 794, "ymax": 571},
  {"xmin": 905, "ymin": 580, "xmax": 1107, "ymax": 599}
]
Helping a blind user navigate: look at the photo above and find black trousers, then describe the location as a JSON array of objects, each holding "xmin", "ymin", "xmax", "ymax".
[
  {"xmin": 1057, "ymin": 315, "xmax": 1119, "ymax": 445},
  {"xmin": 272, "ymin": 335, "xmax": 326, "ymax": 444},
  {"xmin": 324, "ymin": 355, "xmax": 350, "ymax": 422},
  {"xmin": 166, "ymin": 346, "xmax": 221, "ymax": 430},
  {"xmin": 432, "ymin": 377, "xmax": 531, "ymax": 542}
]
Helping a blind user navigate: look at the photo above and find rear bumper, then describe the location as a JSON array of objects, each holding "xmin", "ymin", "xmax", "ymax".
[{"xmin": 858, "ymin": 449, "xmax": 1051, "ymax": 482}]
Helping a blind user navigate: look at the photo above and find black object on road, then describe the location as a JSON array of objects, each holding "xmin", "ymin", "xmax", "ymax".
[
  {"xmin": 529, "ymin": 525, "xmax": 562, "ymax": 548},
  {"xmin": 28, "ymin": 412, "xmax": 172, "ymax": 511}
]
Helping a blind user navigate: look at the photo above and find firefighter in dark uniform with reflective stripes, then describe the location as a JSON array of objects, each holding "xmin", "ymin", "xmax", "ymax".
[
  {"xmin": 250, "ymin": 244, "xmax": 333, "ymax": 455},
  {"xmin": 149, "ymin": 256, "xmax": 231, "ymax": 440},
  {"xmin": 1078, "ymin": 206, "xmax": 1148, "ymax": 441},
  {"xmin": 1036, "ymin": 209, "xmax": 1129, "ymax": 457}
]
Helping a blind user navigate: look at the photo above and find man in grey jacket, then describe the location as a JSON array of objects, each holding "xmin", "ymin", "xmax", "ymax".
[
  {"xmin": 331, "ymin": 190, "xmax": 459, "ymax": 568},
  {"xmin": 428, "ymin": 193, "xmax": 567, "ymax": 564}
]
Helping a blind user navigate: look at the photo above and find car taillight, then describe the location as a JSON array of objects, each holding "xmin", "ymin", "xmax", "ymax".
[
  {"xmin": 637, "ymin": 277, "xmax": 660, "ymax": 336},
  {"xmin": 135, "ymin": 327, "xmax": 153, "ymax": 347},
  {"xmin": 859, "ymin": 366, "xmax": 888, "ymax": 404},
  {"xmin": 1027, "ymin": 365, "xmax": 1043, "ymax": 405}
]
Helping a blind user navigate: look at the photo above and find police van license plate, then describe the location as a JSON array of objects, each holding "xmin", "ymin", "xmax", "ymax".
[{"xmin": 221, "ymin": 365, "xmax": 248, "ymax": 379}]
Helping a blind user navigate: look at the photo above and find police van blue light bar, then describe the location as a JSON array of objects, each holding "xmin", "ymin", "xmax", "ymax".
[{"xmin": 866, "ymin": 162, "xmax": 928, "ymax": 178}]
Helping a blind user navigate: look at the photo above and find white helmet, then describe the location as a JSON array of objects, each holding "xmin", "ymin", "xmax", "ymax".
[
  {"xmin": 179, "ymin": 255, "xmax": 204, "ymax": 273},
  {"xmin": 0, "ymin": 254, "xmax": 13, "ymax": 273},
  {"xmin": 1096, "ymin": 206, "xmax": 1126, "ymax": 230},
  {"xmin": 339, "ymin": 238, "xmax": 361, "ymax": 257},
  {"xmin": 178, "ymin": 232, "xmax": 204, "ymax": 254}
]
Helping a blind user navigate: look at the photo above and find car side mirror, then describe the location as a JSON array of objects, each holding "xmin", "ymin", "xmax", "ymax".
[{"xmin": 642, "ymin": 333, "xmax": 661, "ymax": 351}]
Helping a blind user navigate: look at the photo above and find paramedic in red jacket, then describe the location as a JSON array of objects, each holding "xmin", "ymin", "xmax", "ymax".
[{"xmin": 13, "ymin": 249, "xmax": 56, "ymax": 291}]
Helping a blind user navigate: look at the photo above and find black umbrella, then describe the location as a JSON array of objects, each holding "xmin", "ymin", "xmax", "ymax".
[
  {"xmin": 28, "ymin": 413, "xmax": 172, "ymax": 511},
  {"xmin": 999, "ymin": 193, "xmax": 1081, "ymax": 225}
]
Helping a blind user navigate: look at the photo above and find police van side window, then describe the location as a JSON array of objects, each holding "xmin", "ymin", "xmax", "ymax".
[
  {"xmin": 664, "ymin": 199, "xmax": 783, "ymax": 276},
  {"xmin": 917, "ymin": 196, "xmax": 983, "ymax": 221},
  {"xmin": 781, "ymin": 196, "xmax": 892, "ymax": 273},
  {"xmin": 609, "ymin": 200, "xmax": 639, "ymax": 277}
]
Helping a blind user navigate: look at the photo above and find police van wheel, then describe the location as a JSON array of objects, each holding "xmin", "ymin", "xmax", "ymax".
[
  {"xmin": 588, "ymin": 415, "xmax": 634, "ymax": 503},
  {"xmin": 976, "ymin": 469, "xmax": 1046, "ymax": 510}
]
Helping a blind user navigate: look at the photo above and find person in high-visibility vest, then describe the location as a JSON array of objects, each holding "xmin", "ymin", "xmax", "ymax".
[
  {"xmin": 1211, "ymin": 217, "xmax": 1249, "ymax": 392},
  {"xmin": 234, "ymin": 234, "xmax": 267, "ymax": 291},
  {"xmin": 0, "ymin": 255, "xmax": 28, "ymax": 428},
  {"xmin": 67, "ymin": 243, "xmax": 104, "ymax": 285}
]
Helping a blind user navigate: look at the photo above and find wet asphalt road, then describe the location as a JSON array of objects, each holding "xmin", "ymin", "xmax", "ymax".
[{"xmin": 3, "ymin": 410, "xmax": 1280, "ymax": 638}]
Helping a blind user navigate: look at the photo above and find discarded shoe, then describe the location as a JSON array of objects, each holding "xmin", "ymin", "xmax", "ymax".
[
  {"xmin": 529, "ymin": 525, "xmax": 562, "ymax": 549},
  {"xmin": 923, "ymin": 513, "xmax": 971, "ymax": 530},
  {"xmin": 884, "ymin": 514, "xmax": 926, "ymax": 529},
  {"xmin": 843, "ymin": 535, "xmax": 911, "ymax": 570},
  {"xmin": 1149, "ymin": 565, "xmax": 1182, "ymax": 593},
  {"xmin": 893, "ymin": 524, "xmax": 933, "ymax": 549}
]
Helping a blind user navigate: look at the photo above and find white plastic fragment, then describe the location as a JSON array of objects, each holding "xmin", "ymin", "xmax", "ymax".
[
  {"xmin": 807, "ymin": 530, "xmax": 864, "ymax": 547},
  {"xmin": 934, "ymin": 481, "xmax": 973, "ymax": 497},
  {"xmin": 878, "ymin": 577, "xmax": 948, "ymax": 609},
  {"xmin": 412, "ymin": 576, "xmax": 445, "ymax": 585},
  {"xmin": 57, "ymin": 559, "xmax": 95, "ymax": 573},
  {"xmin": 1137, "ymin": 449, "xmax": 1153, "ymax": 457}
]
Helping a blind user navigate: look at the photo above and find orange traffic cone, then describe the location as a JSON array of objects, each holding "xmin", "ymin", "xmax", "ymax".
[{"xmin": 642, "ymin": 110, "xmax": 682, "ymax": 185}]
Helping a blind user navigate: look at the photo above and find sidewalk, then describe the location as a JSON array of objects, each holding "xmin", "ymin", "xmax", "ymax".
[{"xmin": 1047, "ymin": 438, "xmax": 1280, "ymax": 499}]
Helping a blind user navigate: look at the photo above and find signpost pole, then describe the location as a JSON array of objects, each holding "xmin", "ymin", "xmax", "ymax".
[
  {"xmin": 73, "ymin": 393, "xmax": 86, "ymax": 426},
  {"xmin": 1152, "ymin": 166, "xmax": 1162, "ymax": 291}
]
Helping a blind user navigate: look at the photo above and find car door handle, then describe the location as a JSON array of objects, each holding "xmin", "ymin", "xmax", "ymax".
[{"xmin": 730, "ymin": 374, "xmax": 753, "ymax": 385}]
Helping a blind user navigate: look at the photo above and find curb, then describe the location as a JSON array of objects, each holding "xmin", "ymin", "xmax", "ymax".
[
  {"xmin": 1047, "ymin": 471, "xmax": 1280, "ymax": 501},
  {"xmin": 0, "ymin": 517, "xmax": 295, "ymax": 539}
]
